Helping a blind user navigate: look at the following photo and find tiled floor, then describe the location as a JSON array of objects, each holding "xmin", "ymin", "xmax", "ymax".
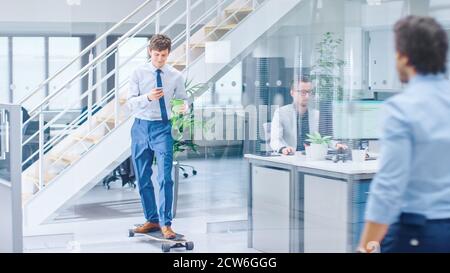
[{"xmin": 23, "ymin": 157, "xmax": 258, "ymax": 253}]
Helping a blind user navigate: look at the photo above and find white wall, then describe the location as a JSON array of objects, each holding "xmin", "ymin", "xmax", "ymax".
[
  {"xmin": 343, "ymin": 1, "xmax": 364, "ymax": 94},
  {"xmin": 0, "ymin": 0, "xmax": 166, "ymax": 24},
  {"xmin": 250, "ymin": 0, "xmax": 315, "ymax": 68},
  {"xmin": 0, "ymin": 0, "xmax": 214, "ymax": 35},
  {"xmin": 430, "ymin": 0, "xmax": 450, "ymax": 25},
  {"xmin": 362, "ymin": 1, "xmax": 405, "ymax": 29},
  {"xmin": 0, "ymin": 0, "xmax": 153, "ymax": 35},
  {"xmin": 362, "ymin": 0, "xmax": 450, "ymax": 29}
]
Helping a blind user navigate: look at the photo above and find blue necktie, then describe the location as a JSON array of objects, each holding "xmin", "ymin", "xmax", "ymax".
[{"xmin": 156, "ymin": 69, "xmax": 168, "ymax": 123}]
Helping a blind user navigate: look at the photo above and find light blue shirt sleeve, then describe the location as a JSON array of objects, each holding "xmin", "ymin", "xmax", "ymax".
[
  {"xmin": 365, "ymin": 100, "xmax": 413, "ymax": 225},
  {"xmin": 127, "ymin": 70, "xmax": 150, "ymax": 112}
]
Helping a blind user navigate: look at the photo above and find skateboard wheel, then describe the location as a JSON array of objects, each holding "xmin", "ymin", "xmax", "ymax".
[
  {"xmin": 192, "ymin": 170, "xmax": 197, "ymax": 175},
  {"xmin": 186, "ymin": 241, "xmax": 194, "ymax": 251},
  {"xmin": 128, "ymin": 229, "xmax": 135, "ymax": 237},
  {"xmin": 183, "ymin": 173, "xmax": 188, "ymax": 178},
  {"xmin": 162, "ymin": 243, "xmax": 171, "ymax": 253}
]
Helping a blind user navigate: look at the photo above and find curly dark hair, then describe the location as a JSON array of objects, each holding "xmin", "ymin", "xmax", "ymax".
[
  {"xmin": 148, "ymin": 34, "xmax": 172, "ymax": 52},
  {"xmin": 394, "ymin": 16, "xmax": 448, "ymax": 74}
]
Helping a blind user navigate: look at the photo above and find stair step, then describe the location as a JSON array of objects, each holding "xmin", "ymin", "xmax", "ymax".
[
  {"xmin": 224, "ymin": 7, "xmax": 254, "ymax": 17},
  {"xmin": 48, "ymin": 153, "xmax": 80, "ymax": 164},
  {"xmin": 96, "ymin": 115, "xmax": 119, "ymax": 124},
  {"xmin": 168, "ymin": 61, "xmax": 186, "ymax": 65},
  {"xmin": 73, "ymin": 135, "xmax": 102, "ymax": 144},
  {"xmin": 190, "ymin": 43, "xmax": 205, "ymax": 49},
  {"xmin": 167, "ymin": 61, "xmax": 187, "ymax": 70},
  {"xmin": 204, "ymin": 24, "xmax": 237, "ymax": 34},
  {"xmin": 23, "ymin": 173, "xmax": 57, "ymax": 187}
]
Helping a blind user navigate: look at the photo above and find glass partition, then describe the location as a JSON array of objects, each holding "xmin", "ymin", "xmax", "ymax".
[
  {"xmin": 0, "ymin": 108, "xmax": 11, "ymax": 183},
  {"xmin": 188, "ymin": 0, "xmax": 448, "ymax": 253}
]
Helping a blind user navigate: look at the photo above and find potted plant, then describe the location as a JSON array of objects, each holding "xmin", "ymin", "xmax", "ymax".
[
  {"xmin": 170, "ymin": 79, "xmax": 206, "ymax": 159},
  {"xmin": 310, "ymin": 32, "xmax": 345, "ymax": 137},
  {"xmin": 305, "ymin": 132, "xmax": 332, "ymax": 160}
]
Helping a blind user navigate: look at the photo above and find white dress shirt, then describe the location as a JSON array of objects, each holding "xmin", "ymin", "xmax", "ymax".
[
  {"xmin": 270, "ymin": 104, "xmax": 320, "ymax": 152},
  {"xmin": 127, "ymin": 62, "xmax": 188, "ymax": 121}
]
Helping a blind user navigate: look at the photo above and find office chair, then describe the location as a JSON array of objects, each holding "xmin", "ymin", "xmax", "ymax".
[
  {"xmin": 262, "ymin": 122, "xmax": 273, "ymax": 154},
  {"xmin": 178, "ymin": 163, "xmax": 197, "ymax": 178},
  {"xmin": 176, "ymin": 139, "xmax": 198, "ymax": 179},
  {"xmin": 102, "ymin": 157, "xmax": 136, "ymax": 190}
]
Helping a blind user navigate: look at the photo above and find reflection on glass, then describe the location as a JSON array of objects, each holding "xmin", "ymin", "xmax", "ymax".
[
  {"xmin": 214, "ymin": 62, "xmax": 242, "ymax": 106},
  {"xmin": 12, "ymin": 37, "xmax": 45, "ymax": 110},
  {"xmin": 49, "ymin": 37, "xmax": 81, "ymax": 110},
  {"xmin": 193, "ymin": 0, "xmax": 400, "ymax": 253},
  {"xmin": 12, "ymin": 0, "xmax": 450, "ymax": 253}
]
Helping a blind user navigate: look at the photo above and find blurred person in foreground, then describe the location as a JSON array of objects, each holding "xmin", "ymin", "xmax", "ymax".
[{"xmin": 358, "ymin": 16, "xmax": 450, "ymax": 253}]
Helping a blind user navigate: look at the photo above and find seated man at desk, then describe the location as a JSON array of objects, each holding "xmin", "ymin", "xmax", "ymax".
[{"xmin": 270, "ymin": 76, "xmax": 319, "ymax": 155}]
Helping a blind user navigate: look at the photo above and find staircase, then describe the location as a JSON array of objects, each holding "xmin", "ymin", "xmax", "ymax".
[{"xmin": 20, "ymin": 0, "xmax": 302, "ymax": 227}]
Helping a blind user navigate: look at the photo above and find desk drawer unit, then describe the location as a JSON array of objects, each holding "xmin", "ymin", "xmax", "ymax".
[
  {"xmin": 252, "ymin": 166, "xmax": 290, "ymax": 253},
  {"xmin": 350, "ymin": 180, "xmax": 371, "ymax": 249}
]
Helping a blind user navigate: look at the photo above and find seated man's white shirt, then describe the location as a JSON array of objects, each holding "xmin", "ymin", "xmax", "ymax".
[{"xmin": 270, "ymin": 104, "xmax": 320, "ymax": 152}]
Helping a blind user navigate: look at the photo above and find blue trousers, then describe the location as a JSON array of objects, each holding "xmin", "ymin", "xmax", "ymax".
[
  {"xmin": 131, "ymin": 118, "xmax": 174, "ymax": 227},
  {"xmin": 381, "ymin": 213, "xmax": 450, "ymax": 253}
]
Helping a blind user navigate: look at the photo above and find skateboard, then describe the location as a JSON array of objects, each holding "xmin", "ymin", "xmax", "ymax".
[{"xmin": 128, "ymin": 225, "xmax": 194, "ymax": 253}]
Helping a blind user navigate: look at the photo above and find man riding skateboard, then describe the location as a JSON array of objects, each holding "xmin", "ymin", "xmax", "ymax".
[{"xmin": 127, "ymin": 34, "xmax": 188, "ymax": 239}]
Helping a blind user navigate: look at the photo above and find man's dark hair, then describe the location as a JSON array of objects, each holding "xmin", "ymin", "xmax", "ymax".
[
  {"xmin": 290, "ymin": 75, "xmax": 311, "ymax": 90},
  {"xmin": 394, "ymin": 16, "xmax": 448, "ymax": 74},
  {"xmin": 148, "ymin": 34, "xmax": 172, "ymax": 52}
]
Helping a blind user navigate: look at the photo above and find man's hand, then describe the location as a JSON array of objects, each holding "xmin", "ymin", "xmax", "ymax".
[
  {"xmin": 147, "ymin": 88, "xmax": 164, "ymax": 101},
  {"xmin": 358, "ymin": 221, "xmax": 388, "ymax": 253},
  {"xmin": 175, "ymin": 103, "xmax": 188, "ymax": 114},
  {"xmin": 281, "ymin": 147, "xmax": 295, "ymax": 155}
]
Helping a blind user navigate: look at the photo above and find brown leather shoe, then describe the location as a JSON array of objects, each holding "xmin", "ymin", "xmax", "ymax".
[
  {"xmin": 161, "ymin": 226, "xmax": 176, "ymax": 239},
  {"xmin": 133, "ymin": 222, "xmax": 161, "ymax": 233}
]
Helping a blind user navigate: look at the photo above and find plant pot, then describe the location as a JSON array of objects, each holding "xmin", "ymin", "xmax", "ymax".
[
  {"xmin": 307, "ymin": 143, "xmax": 328, "ymax": 161},
  {"xmin": 171, "ymin": 99, "xmax": 185, "ymax": 114}
]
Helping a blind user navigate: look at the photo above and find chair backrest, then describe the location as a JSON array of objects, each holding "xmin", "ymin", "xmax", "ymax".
[{"xmin": 262, "ymin": 122, "xmax": 272, "ymax": 152}]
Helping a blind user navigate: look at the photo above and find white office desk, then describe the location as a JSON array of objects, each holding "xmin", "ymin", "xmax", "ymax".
[
  {"xmin": 245, "ymin": 153, "xmax": 378, "ymax": 175},
  {"xmin": 245, "ymin": 153, "xmax": 379, "ymax": 253}
]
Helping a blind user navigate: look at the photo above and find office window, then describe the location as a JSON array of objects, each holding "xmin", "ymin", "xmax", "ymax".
[
  {"xmin": 12, "ymin": 37, "xmax": 45, "ymax": 110},
  {"xmin": 48, "ymin": 37, "xmax": 82, "ymax": 110},
  {"xmin": 118, "ymin": 37, "xmax": 148, "ymax": 89},
  {"xmin": 0, "ymin": 38, "xmax": 8, "ymax": 103}
]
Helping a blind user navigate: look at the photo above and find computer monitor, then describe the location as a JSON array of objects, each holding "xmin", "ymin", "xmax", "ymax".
[{"xmin": 332, "ymin": 100, "xmax": 384, "ymax": 140}]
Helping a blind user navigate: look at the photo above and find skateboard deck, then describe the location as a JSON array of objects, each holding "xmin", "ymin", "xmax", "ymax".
[
  {"xmin": 133, "ymin": 230, "xmax": 185, "ymax": 241},
  {"xmin": 128, "ymin": 225, "xmax": 194, "ymax": 252}
]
